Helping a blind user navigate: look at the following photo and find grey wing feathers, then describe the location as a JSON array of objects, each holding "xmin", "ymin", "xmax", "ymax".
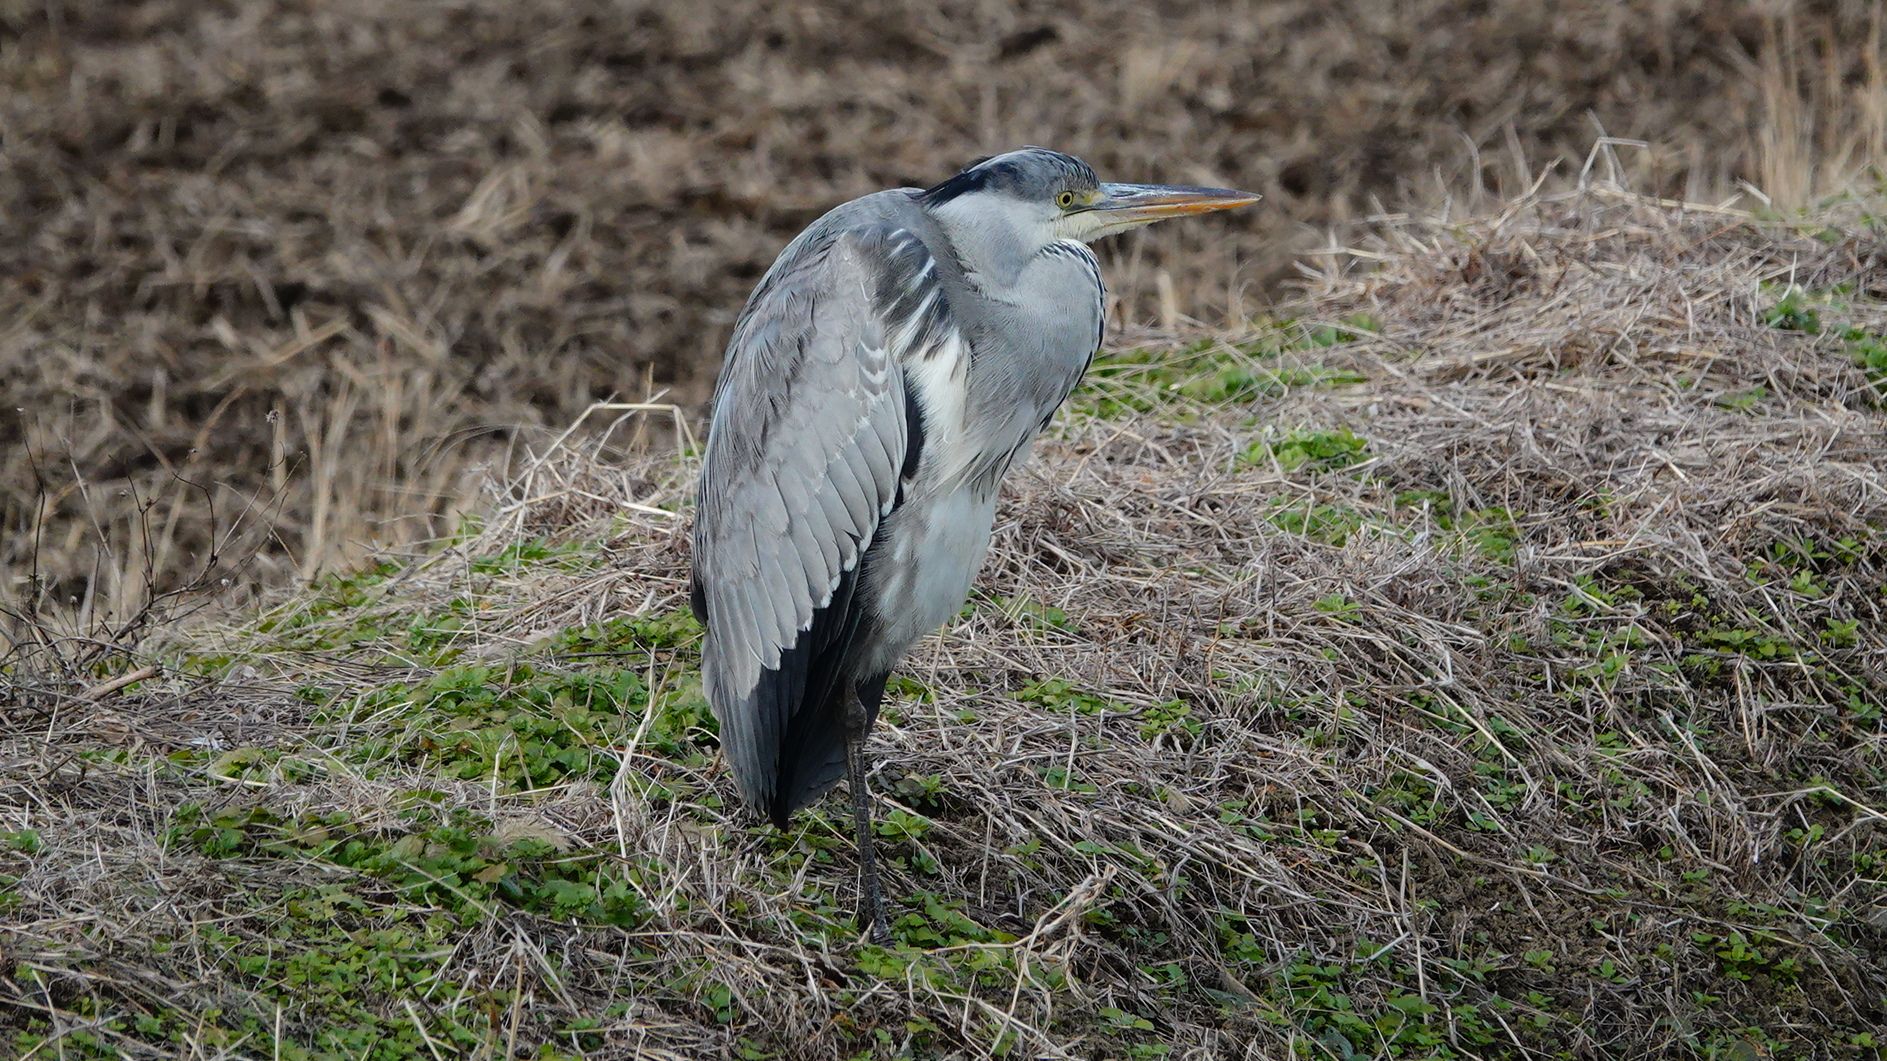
[{"xmin": 692, "ymin": 227, "xmax": 909, "ymax": 817}]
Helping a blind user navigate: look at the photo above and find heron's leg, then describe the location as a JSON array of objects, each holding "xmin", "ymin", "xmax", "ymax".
[{"xmin": 844, "ymin": 688, "xmax": 891, "ymax": 944}]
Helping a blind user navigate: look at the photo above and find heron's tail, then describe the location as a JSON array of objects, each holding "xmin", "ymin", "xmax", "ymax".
[{"xmin": 704, "ymin": 565, "xmax": 869, "ymax": 827}]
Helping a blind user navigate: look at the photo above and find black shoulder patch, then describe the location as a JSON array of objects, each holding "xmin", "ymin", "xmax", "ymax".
[
  {"xmin": 917, "ymin": 163, "xmax": 996, "ymax": 207},
  {"xmin": 899, "ymin": 374, "xmax": 926, "ymax": 486}
]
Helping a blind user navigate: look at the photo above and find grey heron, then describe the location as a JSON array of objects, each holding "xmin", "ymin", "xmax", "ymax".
[{"xmin": 689, "ymin": 147, "xmax": 1258, "ymax": 941}]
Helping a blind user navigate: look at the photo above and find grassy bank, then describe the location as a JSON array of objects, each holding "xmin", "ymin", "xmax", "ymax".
[{"xmin": 4, "ymin": 186, "xmax": 1886, "ymax": 1058}]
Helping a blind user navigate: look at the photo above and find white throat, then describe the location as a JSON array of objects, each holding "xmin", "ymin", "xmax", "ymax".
[{"xmin": 927, "ymin": 193, "xmax": 1052, "ymax": 291}]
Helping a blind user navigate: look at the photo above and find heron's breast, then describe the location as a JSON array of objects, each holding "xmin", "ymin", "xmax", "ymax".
[{"xmin": 860, "ymin": 487, "xmax": 1000, "ymax": 660}]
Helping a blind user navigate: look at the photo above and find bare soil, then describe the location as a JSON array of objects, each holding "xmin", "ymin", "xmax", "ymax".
[{"xmin": 3, "ymin": 0, "xmax": 1883, "ymax": 614}]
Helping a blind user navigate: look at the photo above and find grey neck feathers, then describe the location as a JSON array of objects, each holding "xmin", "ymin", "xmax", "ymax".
[{"xmin": 923, "ymin": 194, "xmax": 1042, "ymax": 295}]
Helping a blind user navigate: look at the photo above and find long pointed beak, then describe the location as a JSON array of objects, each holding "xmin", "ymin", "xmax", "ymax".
[{"xmin": 1088, "ymin": 182, "xmax": 1262, "ymax": 223}]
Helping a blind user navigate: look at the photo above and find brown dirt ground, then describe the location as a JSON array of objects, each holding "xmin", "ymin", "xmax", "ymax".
[{"xmin": 2, "ymin": 0, "xmax": 1883, "ymax": 615}]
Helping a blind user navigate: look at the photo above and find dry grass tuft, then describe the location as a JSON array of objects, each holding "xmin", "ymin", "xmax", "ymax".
[{"xmin": 4, "ymin": 182, "xmax": 1884, "ymax": 1057}]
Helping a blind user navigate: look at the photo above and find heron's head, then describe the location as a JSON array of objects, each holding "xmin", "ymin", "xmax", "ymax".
[{"xmin": 919, "ymin": 147, "xmax": 1259, "ymax": 260}]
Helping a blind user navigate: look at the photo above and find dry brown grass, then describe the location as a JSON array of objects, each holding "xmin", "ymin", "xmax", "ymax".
[
  {"xmin": 4, "ymin": 0, "xmax": 1885, "ymax": 626},
  {"xmin": 4, "ymin": 181, "xmax": 1884, "ymax": 1057}
]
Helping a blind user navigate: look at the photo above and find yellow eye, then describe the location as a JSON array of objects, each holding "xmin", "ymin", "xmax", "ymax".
[{"xmin": 1056, "ymin": 190, "xmax": 1076, "ymax": 209}]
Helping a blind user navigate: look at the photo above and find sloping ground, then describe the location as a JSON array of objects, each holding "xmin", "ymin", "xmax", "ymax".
[
  {"xmin": 5, "ymin": 0, "xmax": 1884, "ymax": 608},
  {"xmin": 4, "ymin": 187, "xmax": 1886, "ymax": 1058}
]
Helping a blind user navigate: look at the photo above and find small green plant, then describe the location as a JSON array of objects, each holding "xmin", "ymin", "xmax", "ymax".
[
  {"xmin": 1691, "ymin": 929, "xmax": 1802, "ymax": 985},
  {"xmin": 1845, "ymin": 327, "xmax": 1887, "ymax": 399},
  {"xmin": 1247, "ymin": 427, "xmax": 1369, "ymax": 472},
  {"xmin": 996, "ymin": 594, "xmax": 1074, "ymax": 632},
  {"xmin": 1265, "ymin": 499, "xmax": 1364, "ymax": 545},
  {"xmin": 1715, "ymin": 385, "xmax": 1769, "ymax": 412},
  {"xmin": 1043, "ymin": 766, "xmax": 1098, "ymax": 794},
  {"xmin": 1016, "ymin": 677, "xmax": 1115, "ymax": 715},
  {"xmin": 1313, "ymin": 593, "xmax": 1361, "ymax": 621},
  {"xmin": 470, "ymin": 535, "xmax": 593, "ymax": 574},
  {"xmin": 1076, "ymin": 326, "xmax": 1368, "ymax": 416},
  {"xmin": 165, "ymin": 804, "xmax": 655, "ymax": 928},
  {"xmin": 1763, "ymin": 290, "xmax": 1822, "ymax": 333},
  {"xmin": 1138, "ymin": 698, "xmax": 1201, "ymax": 741}
]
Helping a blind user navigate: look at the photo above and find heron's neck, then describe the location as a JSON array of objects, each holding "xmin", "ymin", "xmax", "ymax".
[{"xmin": 925, "ymin": 197, "xmax": 1043, "ymax": 293}]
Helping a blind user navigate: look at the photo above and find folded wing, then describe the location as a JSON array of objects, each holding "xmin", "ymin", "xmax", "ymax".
[{"xmin": 691, "ymin": 227, "xmax": 912, "ymax": 823}]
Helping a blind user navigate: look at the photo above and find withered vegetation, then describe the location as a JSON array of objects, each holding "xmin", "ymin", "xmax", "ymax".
[{"xmin": 4, "ymin": 184, "xmax": 1884, "ymax": 1058}]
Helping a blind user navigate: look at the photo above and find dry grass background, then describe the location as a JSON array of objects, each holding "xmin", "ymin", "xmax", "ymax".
[
  {"xmin": 3, "ymin": 181, "xmax": 1885, "ymax": 1056},
  {"xmin": 3, "ymin": 0, "xmax": 1885, "ymax": 623}
]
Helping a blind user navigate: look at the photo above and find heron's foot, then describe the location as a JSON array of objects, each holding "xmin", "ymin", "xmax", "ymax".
[
  {"xmin": 857, "ymin": 875, "xmax": 892, "ymax": 944},
  {"xmin": 856, "ymin": 860, "xmax": 890, "ymax": 940}
]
